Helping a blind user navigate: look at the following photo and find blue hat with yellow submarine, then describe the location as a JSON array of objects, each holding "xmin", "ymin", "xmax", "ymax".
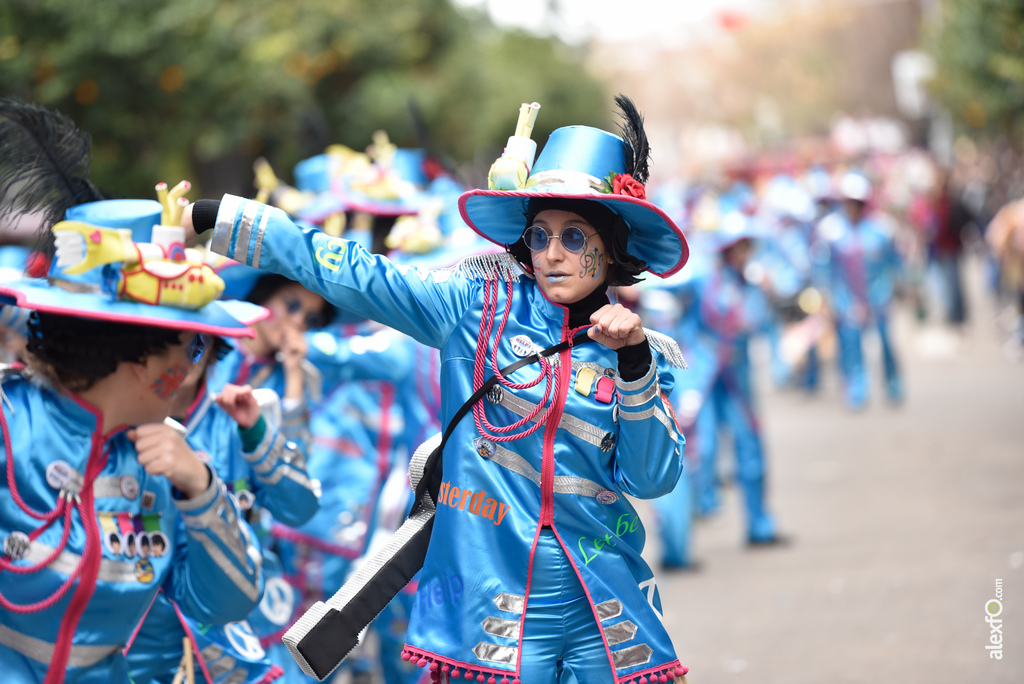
[{"xmin": 0, "ymin": 186, "xmax": 266, "ymax": 338}]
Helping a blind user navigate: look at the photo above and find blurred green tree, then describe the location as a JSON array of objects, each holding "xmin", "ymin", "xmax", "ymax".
[
  {"xmin": 925, "ymin": 0, "xmax": 1024, "ymax": 139},
  {"xmin": 0, "ymin": 0, "xmax": 607, "ymax": 198}
]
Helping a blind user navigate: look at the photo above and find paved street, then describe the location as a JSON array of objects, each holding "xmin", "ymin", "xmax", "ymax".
[{"xmin": 646, "ymin": 260, "xmax": 1024, "ymax": 683}]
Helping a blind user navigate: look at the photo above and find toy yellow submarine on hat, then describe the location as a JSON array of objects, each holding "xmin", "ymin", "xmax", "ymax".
[{"xmin": 52, "ymin": 180, "xmax": 224, "ymax": 310}]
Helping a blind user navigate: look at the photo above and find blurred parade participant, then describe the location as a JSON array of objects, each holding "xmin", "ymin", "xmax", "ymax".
[
  {"xmin": 757, "ymin": 175, "xmax": 820, "ymax": 390},
  {"xmin": 207, "ymin": 265, "xmax": 334, "ymax": 450},
  {"xmin": 0, "ymin": 197, "xmax": 266, "ymax": 683},
  {"xmin": 121, "ymin": 204, "xmax": 320, "ymax": 683},
  {"xmin": 986, "ymin": 196, "xmax": 1024, "ymax": 347},
  {"xmin": 187, "ymin": 97, "xmax": 691, "ymax": 684},
  {"xmin": 654, "ymin": 211, "xmax": 781, "ymax": 558},
  {"xmin": 930, "ymin": 170, "xmax": 975, "ymax": 329},
  {"xmin": 815, "ymin": 171, "xmax": 905, "ymax": 410},
  {"xmin": 252, "ymin": 146, "xmax": 438, "ymax": 684}
]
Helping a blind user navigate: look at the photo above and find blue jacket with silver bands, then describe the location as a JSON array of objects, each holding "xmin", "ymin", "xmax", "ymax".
[
  {"xmin": 210, "ymin": 196, "xmax": 687, "ymax": 684},
  {"xmin": 0, "ymin": 370, "xmax": 263, "ymax": 684}
]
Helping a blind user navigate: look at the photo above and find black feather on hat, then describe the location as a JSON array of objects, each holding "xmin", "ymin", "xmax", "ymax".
[
  {"xmin": 614, "ymin": 94, "xmax": 650, "ymax": 185},
  {"xmin": 0, "ymin": 99, "xmax": 103, "ymax": 255}
]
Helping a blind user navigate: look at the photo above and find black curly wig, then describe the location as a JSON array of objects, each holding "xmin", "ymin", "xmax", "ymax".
[{"xmin": 26, "ymin": 312, "xmax": 230, "ymax": 392}]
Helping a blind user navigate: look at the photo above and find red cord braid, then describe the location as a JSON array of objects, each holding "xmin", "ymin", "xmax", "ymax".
[{"xmin": 472, "ymin": 280, "xmax": 560, "ymax": 442}]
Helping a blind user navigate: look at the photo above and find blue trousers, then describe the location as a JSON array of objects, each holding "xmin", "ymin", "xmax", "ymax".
[
  {"xmin": 517, "ymin": 530, "xmax": 615, "ymax": 684},
  {"xmin": 836, "ymin": 313, "xmax": 901, "ymax": 409},
  {"xmin": 694, "ymin": 373, "xmax": 777, "ymax": 542}
]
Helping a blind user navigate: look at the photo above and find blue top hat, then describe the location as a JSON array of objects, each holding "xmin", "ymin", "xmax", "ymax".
[
  {"xmin": 0, "ymin": 200, "xmax": 266, "ymax": 337},
  {"xmin": 459, "ymin": 123, "xmax": 689, "ymax": 277}
]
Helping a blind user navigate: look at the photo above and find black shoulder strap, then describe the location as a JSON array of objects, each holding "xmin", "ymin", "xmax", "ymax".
[{"xmin": 412, "ymin": 330, "xmax": 592, "ymax": 508}]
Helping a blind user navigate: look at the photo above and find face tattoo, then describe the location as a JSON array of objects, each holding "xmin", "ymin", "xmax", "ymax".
[{"xmin": 579, "ymin": 243, "xmax": 604, "ymax": 280}]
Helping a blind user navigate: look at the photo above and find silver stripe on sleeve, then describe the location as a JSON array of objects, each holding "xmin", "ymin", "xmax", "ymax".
[
  {"xmin": 252, "ymin": 203, "xmax": 270, "ymax": 268},
  {"xmin": 617, "ymin": 403, "xmax": 678, "ymax": 441},
  {"xmin": 178, "ymin": 480, "xmax": 250, "ymax": 566},
  {"xmin": 492, "ymin": 592, "xmax": 525, "ymax": 615},
  {"xmin": 472, "ymin": 642, "xmax": 518, "ymax": 665},
  {"xmin": 190, "ymin": 529, "xmax": 261, "ymax": 602},
  {"xmin": 612, "ymin": 643, "xmax": 654, "ymax": 670},
  {"xmin": 255, "ymin": 464, "xmax": 314, "ymax": 490},
  {"xmin": 174, "ymin": 470, "xmax": 222, "ymax": 513},
  {"xmin": 596, "ymin": 599, "xmax": 623, "ymax": 621},
  {"xmin": 603, "ymin": 620, "xmax": 638, "ymax": 646},
  {"xmin": 212, "ymin": 194, "xmax": 243, "ymax": 257},
  {"xmin": 0, "ymin": 624, "xmax": 122, "ymax": 667},
  {"xmin": 233, "ymin": 200, "xmax": 259, "ymax": 264},
  {"xmin": 481, "ymin": 617, "xmax": 521, "ymax": 640},
  {"xmin": 618, "ymin": 382, "xmax": 660, "ymax": 407},
  {"xmin": 487, "ymin": 386, "xmax": 614, "ymax": 451},
  {"xmin": 251, "ymin": 433, "xmax": 286, "ymax": 475},
  {"xmin": 615, "ymin": 360, "xmax": 657, "ymax": 392}
]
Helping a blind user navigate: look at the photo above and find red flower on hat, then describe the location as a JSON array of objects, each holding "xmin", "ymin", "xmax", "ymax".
[{"xmin": 610, "ymin": 173, "xmax": 646, "ymax": 200}]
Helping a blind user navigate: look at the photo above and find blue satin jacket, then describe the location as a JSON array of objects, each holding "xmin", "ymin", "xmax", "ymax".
[
  {"xmin": 210, "ymin": 196, "xmax": 687, "ymax": 684},
  {"xmin": 126, "ymin": 385, "xmax": 319, "ymax": 684},
  {"xmin": 0, "ymin": 369, "xmax": 263, "ymax": 684}
]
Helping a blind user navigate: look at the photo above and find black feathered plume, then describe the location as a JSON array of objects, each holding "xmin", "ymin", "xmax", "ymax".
[
  {"xmin": 614, "ymin": 94, "xmax": 650, "ymax": 185},
  {"xmin": 0, "ymin": 98, "xmax": 102, "ymax": 252}
]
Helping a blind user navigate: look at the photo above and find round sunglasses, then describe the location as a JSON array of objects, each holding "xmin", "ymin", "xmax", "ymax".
[{"xmin": 523, "ymin": 225, "xmax": 597, "ymax": 254}]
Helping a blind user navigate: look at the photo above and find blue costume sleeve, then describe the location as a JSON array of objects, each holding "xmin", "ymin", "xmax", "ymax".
[
  {"xmin": 165, "ymin": 470, "xmax": 264, "ymax": 623},
  {"xmin": 241, "ymin": 416, "xmax": 320, "ymax": 527},
  {"xmin": 611, "ymin": 352, "xmax": 685, "ymax": 499},
  {"xmin": 211, "ymin": 195, "xmax": 478, "ymax": 349}
]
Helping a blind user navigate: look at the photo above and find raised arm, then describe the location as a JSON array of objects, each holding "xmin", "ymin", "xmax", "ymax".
[{"xmin": 192, "ymin": 196, "xmax": 484, "ymax": 349}]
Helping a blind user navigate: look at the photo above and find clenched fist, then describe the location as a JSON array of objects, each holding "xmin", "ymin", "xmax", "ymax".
[
  {"xmin": 588, "ymin": 303, "xmax": 646, "ymax": 350},
  {"xmin": 128, "ymin": 423, "xmax": 210, "ymax": 499}
]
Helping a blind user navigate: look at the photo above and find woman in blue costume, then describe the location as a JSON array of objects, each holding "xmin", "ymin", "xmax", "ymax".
[{"xmin": 187, "ymin": 97, "xmax": 691, "ymax": 684}]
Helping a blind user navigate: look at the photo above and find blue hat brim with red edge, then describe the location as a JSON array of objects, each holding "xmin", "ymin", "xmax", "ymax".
[
  {"xmin": 458, "ymin": 125, "xmax": 689, "ymax": 278},
  {"xmin": 0, "ymin": 279, "xmax": 266, "ymax": 338}
]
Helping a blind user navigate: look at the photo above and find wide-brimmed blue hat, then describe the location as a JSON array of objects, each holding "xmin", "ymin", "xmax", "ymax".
[
  {"xmin": 0, "ymin": 199, "xmax": 266, "ymax": 337},
  {"xmin": 459, "ymin": 99, "xmax": 689, "ymax": 277},
  {"xmin": 330, "ymin": 144, "xmax": 426, "ymax": 218}
]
